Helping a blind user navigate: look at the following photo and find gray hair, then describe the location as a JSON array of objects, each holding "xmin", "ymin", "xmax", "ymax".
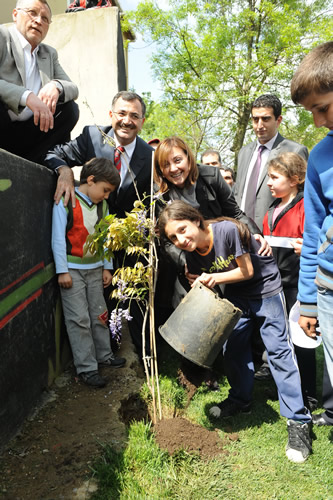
[
  {"xmin": 112, "ymin": 91, "xmax": 146, "ymax": 117},
  {"xmin": 16, "ymin": 0, "xmax": 52, "ymax": 16}
]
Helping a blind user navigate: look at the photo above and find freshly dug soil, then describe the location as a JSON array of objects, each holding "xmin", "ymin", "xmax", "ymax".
[{"xmin": 154, "ymin": 417, "xmax": 237, "ymax": 458}]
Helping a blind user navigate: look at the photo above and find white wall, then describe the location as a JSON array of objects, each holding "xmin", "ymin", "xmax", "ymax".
[{"xmin": 45, "ymin": 7, "xmax": 126, "ymax": 137}]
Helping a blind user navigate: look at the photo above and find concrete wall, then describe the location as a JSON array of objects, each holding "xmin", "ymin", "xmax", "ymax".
[
  {"xmin": 44, "ymin": 7, "xmax": 126, "ymax": 136},
  {"xmin": 0, "ymin": 150, "xmax": 71, "ymax": 450},
  {"xmin": 0, "ymin": 6, "xmax": 127, "ymax": 450}
]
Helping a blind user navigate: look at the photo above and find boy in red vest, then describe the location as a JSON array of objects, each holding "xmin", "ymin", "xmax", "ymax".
[{"xmin": 52, "ymin": 157, "xmax": 125, "ymax": 387}]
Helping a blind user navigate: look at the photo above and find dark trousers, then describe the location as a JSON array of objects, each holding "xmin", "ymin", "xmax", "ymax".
[
  {"xmin": 104, "ymin": 250, "xmax": 153, "ymax": 357},
  {"xmin": 224, "ymin": 292, "xmax": 310, "ymax": 421},
  {"xmin": 0, "ymin": 100, "xmax": 79, "ymax": 166}
]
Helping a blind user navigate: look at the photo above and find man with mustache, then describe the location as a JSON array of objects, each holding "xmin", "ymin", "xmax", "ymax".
[
  {"xmin": 45, "ymin": 90, "xmax": 153, "ymax": 216},
  {"xmin": 0, "ymin": 0, "xmax": 79, "ymax": 165}
]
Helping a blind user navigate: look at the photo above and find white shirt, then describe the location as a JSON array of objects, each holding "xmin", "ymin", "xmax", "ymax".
[
  {"xmin": 8, "ymin": 27, "xmax": 41, "ymax": 122},
  {"xmin": 240, "ymin": 133, "xmax": 278, "ymax": 212}
]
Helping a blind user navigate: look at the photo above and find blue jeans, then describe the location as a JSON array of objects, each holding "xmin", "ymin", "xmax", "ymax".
[
  {"xmin": 224, "ymin": 291, "xmax": 310, "ymax": 422},
  {"xmin": 317, "ymin": 286, "xmax": 333, "ymax": 387}
]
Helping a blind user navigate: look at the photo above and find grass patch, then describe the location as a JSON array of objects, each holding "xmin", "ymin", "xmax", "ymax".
[
  {"xmin": 140, "ymin": 375, "xmax": 187, "ymax": 418},
  {"xmin": 90, "ymin": 344, "xmax": 333, "ymax": 500}
]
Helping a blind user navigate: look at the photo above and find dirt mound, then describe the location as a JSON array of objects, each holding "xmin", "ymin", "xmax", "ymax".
[{"xmin": 153, "ymin": 417, "xmax": 238, "ymax": 458}]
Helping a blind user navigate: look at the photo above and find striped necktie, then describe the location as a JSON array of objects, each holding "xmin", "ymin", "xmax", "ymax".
[{"xmin": 114, "ymin": 146, "xmax": 125, "ymax": 172}]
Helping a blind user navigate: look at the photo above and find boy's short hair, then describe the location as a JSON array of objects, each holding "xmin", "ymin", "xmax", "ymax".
[
  {"xmin": 291, "ymin": 42, "xmax": 333, "ymax": 104},
  {"xmin": 251, "ymin": 94, "xmax": 282, "ymax": 119},
  {"xmin": 80, "ymin": 157, "xmax": 120, "ymax": 188}
]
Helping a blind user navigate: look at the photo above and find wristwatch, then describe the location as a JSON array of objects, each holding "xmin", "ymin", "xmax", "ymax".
[{"xmin": 53, "ymin": 80, "xmax": 63, "ymax": 94}]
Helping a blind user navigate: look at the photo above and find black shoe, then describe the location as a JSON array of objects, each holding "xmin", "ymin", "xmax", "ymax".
[
  {"xmin": 99, "ymin": 354, "xmax": 126, "ymax": 368},
  {"xmin": 254, "ymin": 365, "xmax": 273, "ymax": 381},
  {"xmin": 312, "ymin": 413, "xmax": 332, "ymax": 426},
  {"xmin": 286, "ymin": 420, "xmax": 312, "ymax": 463},
  {"xmin": 209, "ymin": 398, "xmax": 251, "ymax": 418},
  {"xmin": 79, "ymin": 370, "xmax": 108, "ymax": 388},
  {"xmin": 305, "ymin": 397, "xmax": 318, "ymax": 414},
  {"xmin": 205, "ymin": 379, "xmax": 221, "ymax": 391}
]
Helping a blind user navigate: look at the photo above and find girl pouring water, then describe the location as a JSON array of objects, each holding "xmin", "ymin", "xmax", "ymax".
[{"xmin": 158, "ymin": 200, "xmax": 312, "ymax": 464}]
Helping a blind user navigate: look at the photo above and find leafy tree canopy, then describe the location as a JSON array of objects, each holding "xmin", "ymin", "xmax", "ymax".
[{"xmin": 127, "ymin": 0, "xmax": 332, "ymax": 165}]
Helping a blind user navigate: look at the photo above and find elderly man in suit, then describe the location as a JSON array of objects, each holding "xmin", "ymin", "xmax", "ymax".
[
  {"xmin": 0, "ymin": 0, "xmax": 79, "ymax": 165},
  {"xmin": 234, "ymin": 94, "xmax": 308, "ymax": 232}
]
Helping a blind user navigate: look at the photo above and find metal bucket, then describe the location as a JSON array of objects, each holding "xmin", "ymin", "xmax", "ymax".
[{"xmin": 159, "ymin": 281, "xmax": 242, "ymax": 368}]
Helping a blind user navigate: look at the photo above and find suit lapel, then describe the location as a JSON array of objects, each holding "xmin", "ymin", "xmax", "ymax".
[
  {"xmin": 91, "ymin": 126, "xmax": 115, "ymax": 157},
  {"xmin": 256, "ymin": 133, "xmax": 284, "ymax": 192},
  {"xmin": 9, "ymin": 27, "xmax": 25, "ymax": 85},
  {"xmin": 239, "ymin": 142, "xmax": 256, "ymax": 194}
]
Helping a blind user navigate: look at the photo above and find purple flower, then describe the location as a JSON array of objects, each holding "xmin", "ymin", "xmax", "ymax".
[
  {"xmin": 109, "ymin": 308, "xmax": 132, "ymax": 346},
  {"xmin": 122, "ymin": 309, "xmax": 133, "ymax": 321},
  {"xmin": 116, "ymin": 279, "xmax": 128, "ymax": 301},
  {"xmin": 136, "ymin": 210, "xmax": 147, "ymax": 236}
]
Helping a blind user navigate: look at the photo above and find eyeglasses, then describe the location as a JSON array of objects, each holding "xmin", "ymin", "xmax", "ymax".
[
  {"xmin": 113, "ymin": 111, "xmax": 143, "ymax": 122},
  {"xmin": 17, "ymin": 8, "xmax": 52, "ymax": 25}
]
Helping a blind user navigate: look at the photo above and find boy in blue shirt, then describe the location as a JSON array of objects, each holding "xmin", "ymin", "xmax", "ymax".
[
  {"xmin": 52, "ymin": 157, "xmax": 125, "ymax": 388},
  {"xmin": 291, "ymin": 41, "xmax": 333, "ymax": 426}
]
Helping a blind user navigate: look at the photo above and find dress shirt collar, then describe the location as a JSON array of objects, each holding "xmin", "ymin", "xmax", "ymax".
[
  {"xmin": 256, "ymin": 132, "xmax": 278, "ymax": 153},
  {"xmin": 14, "ymin": 26, "xmax": 40, "ymax": 56},
  {"xmin": 114, "ymin": 136, "xmax": 137, "ymax": 162}
]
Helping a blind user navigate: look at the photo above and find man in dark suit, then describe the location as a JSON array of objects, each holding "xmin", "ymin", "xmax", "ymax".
[
  {"xmin": 234, "ymin": 94, "xmax": 308, "ymax": 232},
  {"xmin": 0, "ymin": 0, "xmax": 79, "ymax": 165},
  {"xmin": 45, "ymin": 91, "xmax": 154, "ymax": 353},
  {"xmin": 45, "ymin": 90, "xmax": 153, "ymax": 213}
]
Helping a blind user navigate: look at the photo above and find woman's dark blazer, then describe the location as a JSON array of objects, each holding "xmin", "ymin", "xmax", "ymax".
[{"xmin": 155, "ymin": 163, "xmax": 260, "ymax": 273}]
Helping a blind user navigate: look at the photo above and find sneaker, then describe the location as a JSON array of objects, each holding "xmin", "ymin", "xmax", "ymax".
[
  {"xmin": 285, "ymin": 420, "xmax": 312, "ymax": 463},
  {"xmin": 254, "ymin": 364, "xmax": 273, "ymax": 381},
  {"xmin": 79, "ymin": 370, "xmax": 108, "ymax": 388},
  {"xmin": 99, "ymin": 353, "xmax": 126, "ymax": 368},
  {"xmin": 312, "ymin": 413, "xmax": 331, "ymax": 426},
  {"xmin": 205, "ymin": 379, "xmax": 221, "ymax": 391},
  {"xmin": 209, "ymin": 398, "xmax": 251, "ymax": 418}
]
